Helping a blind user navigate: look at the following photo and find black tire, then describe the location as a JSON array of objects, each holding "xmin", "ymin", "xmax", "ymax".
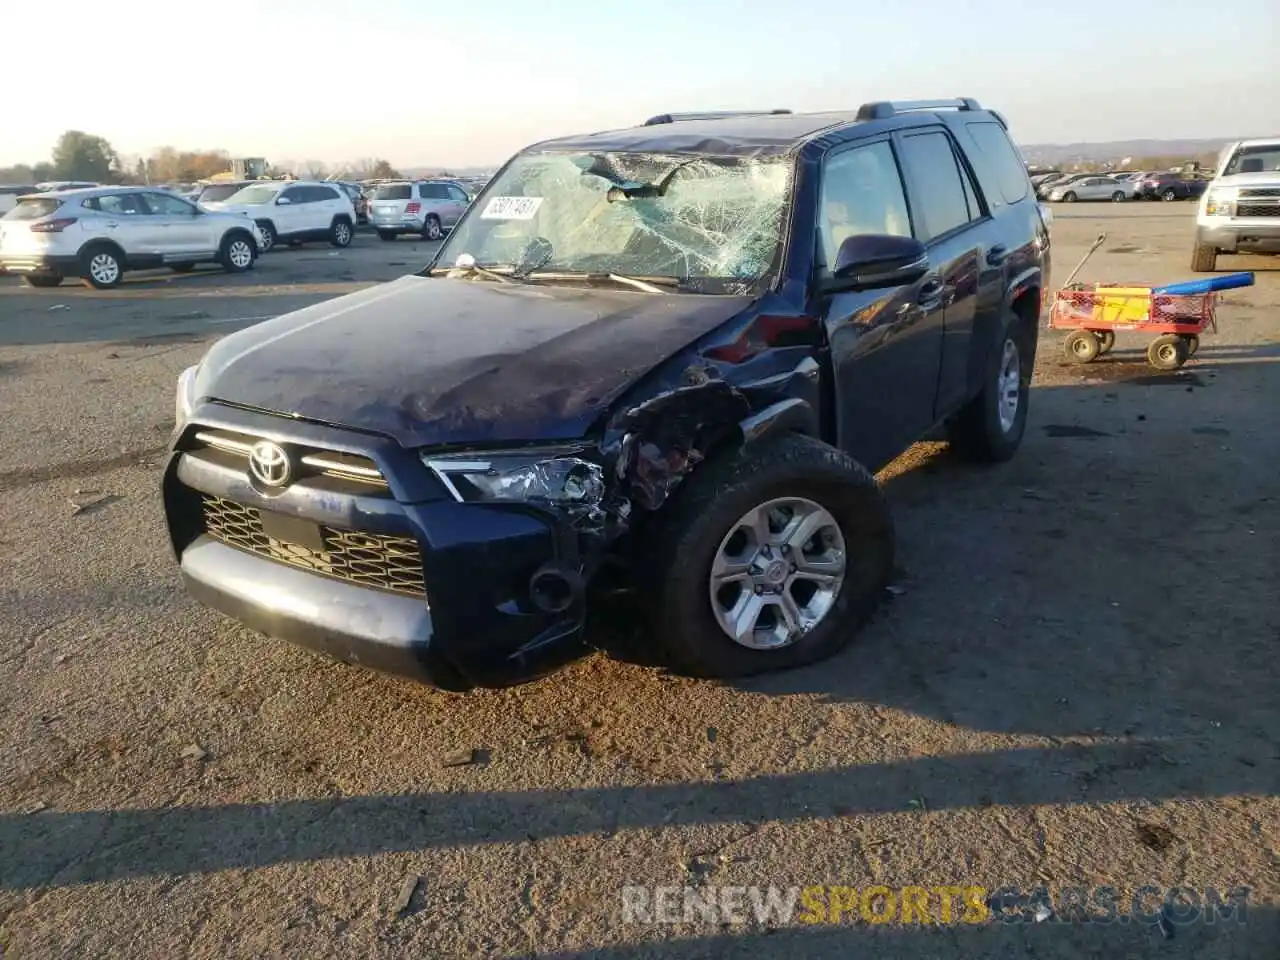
[
  {"xmin": 638, "ymin": 433, "xmax": 893, "ymax": 679},
  {"xmin": 1097, "ymin": 330, "xmax": 1116, "ymax": 354},
  {"xmin": 1161, "ymin": 188, "xmax": 1178, "ymax": 202},
  {"xmin": 422, "ymin": 214, "xmax": 443, "ymax": 241},
  {"xmin": 23, "ymin": 274, "xmax": 63, "ymax": 288},
  {"xmin": 1111, "ymin": 191, "xmax": 1125, "ymax": 202},
  {"xmin": 1063, "ymin": 191, "xmax": 1077, "ymax": 203},
  {"xmin": 170, "ymin": 263, "xmax": 197, "ymax": 274},
  {"xmin": 377, "ymin": 230, "xmax": 398, "ymax": 242},
  {"xmin": 1180, "ymin": 334, "xmax": 1199, "ymax": 358},
  {"xmin": 1147, "ymin": 335, "xmax": 1188, "ymax": 370},
  {"xmin": 330, "ymin": 217, "xmax": 353, "ymax": 248},
  {"xmin": 947, "ymin": 312, "xmax": 1032, "ymax": 462},
  {"xmin": 1191, "ymin": 242, "xmax": 1217, "ymax": 272},
  {"xmin": 219, "ymin": 231, "xmax": 256, "ymax": 274},
  {"xmin": 255, "ymin": 220, "xmax": 276, "ymax": 253},
  {"xmin": 80, "ymin": 244, "xmax": 124, "ymax": 289},
  {"xmin": 1064, "ymin": 330, "xmax": 1101, "ymax": 363}
]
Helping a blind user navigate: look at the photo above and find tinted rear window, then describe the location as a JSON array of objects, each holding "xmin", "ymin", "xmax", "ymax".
[
  {"xmin": 3, "ymin": 197, "xmax": 62, "ymax": 220},
  {"xmin": 965, "ymin": 121, "xmax": 1029, "ymax": 203},
  {"xmin": 374, "ymin": 184, "xmax": 412, "ymax": 200}
]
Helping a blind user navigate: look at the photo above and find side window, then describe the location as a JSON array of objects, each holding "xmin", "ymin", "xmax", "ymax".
[
  {"xmin": 143, "ymin": 192, "xmax": 196, "ymax": 216},
  {"xmin": 314, "ymin": 186, "xmax": 339, "ymax": 203},
  {"xmin": 447, "ymin": 185, "xmax": 469, "ymax": 202},
  {"xmin": 964, "ymin": 121, "xmax": 1030, "ymax": 204},
  {"xmin": 280, "ymin": 186, "xmax": 305, "ymax": 204},
  {"xmin": 897, "ymin": 131, "xmax": 975, "ymax": 242},
  {"xmin": 422, "ymin": 183, "xmax": 448, "ymax": 200},
  {"xmin": 93, "ymin": 193, "xmax": 145, "ymax": 215},
  {"xmin": 817, "ymin": 140, "xmax": 911, "ymax": 271}
]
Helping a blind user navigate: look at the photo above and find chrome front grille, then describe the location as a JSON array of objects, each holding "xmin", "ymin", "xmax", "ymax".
[
  {"xmin": 201, "ymin": 495, "xmax": 426, "ymax": 597},
  {"xmin": 190, "ymin": 428, "xmax": 388, "ymax": 488}
]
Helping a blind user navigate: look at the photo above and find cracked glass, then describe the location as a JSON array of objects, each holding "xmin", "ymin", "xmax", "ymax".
[{"xmin": 436, "ymin": 151, "xmax": 793, "ymax": 293}]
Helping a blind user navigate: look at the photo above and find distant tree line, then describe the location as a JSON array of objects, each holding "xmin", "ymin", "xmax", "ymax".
[{"xmin": 0, "ymin": 130, "xmax": 403, "ymax": 185}]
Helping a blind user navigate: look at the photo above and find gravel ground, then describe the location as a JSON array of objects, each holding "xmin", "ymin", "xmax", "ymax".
[{"xmin": 0, "ymin": 207, "xmax": 1276, "ymax": 959}]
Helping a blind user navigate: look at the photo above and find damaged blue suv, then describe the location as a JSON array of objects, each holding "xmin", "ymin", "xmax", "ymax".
[{"xmin": 163, "ymin": 99, "xmax": 1050, "ymax": 690}]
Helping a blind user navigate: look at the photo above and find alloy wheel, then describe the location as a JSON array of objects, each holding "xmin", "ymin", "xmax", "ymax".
[{"xmin": 709, "ymin": 497, "xmax": 847, "ymax": 650}]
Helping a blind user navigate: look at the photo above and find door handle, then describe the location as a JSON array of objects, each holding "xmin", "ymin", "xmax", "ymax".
[
  {"xmin": 918, "ymin": 278, "xmax": 945, "ymax": 304},
  {"xmin": 987, "ymin": 244, "xmax": 1008, "ymax": 265}
]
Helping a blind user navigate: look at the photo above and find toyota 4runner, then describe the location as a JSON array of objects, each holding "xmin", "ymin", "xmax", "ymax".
[
  {"xmin": 163, "ymin": 98, "xmax": 1050, "ymax": 690},
  {"xmin": 1192, "ymin": 138, "xmax": 1280, "ymax": 271}
]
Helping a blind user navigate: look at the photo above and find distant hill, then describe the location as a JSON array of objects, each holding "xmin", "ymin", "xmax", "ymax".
[{"xmin": 1017, "ymin": 138, "xmax": 1236, "ymax": 166}]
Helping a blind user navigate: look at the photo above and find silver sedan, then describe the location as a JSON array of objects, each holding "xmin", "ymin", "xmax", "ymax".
[{"xmin": 1047, "ymin": 176, "xmax": 1135, "ymax": 202}]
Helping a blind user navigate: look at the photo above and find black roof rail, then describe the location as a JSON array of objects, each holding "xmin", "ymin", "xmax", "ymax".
[
  {"xmin": 643, "ymin": 109, "xmax": 792, "ymax": 126},
  {"xmin": 854, "ymin": 98, "xmax": 982, "ymax": 122}
]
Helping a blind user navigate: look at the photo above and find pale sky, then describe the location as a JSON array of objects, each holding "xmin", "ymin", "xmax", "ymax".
[{"xmin": 6, "ymin": 0, "xmax": 1278, "ymax": 170}]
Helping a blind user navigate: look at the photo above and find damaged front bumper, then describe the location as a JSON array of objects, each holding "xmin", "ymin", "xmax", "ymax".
[{"xmin": 162, "ymin": 408, "xmax": 597, "ymax": 691}]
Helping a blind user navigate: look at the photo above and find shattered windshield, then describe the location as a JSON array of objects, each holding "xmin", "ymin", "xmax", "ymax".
[{"xmin": 434, "ymin": 151, "xmax": 793, "ymax": 293}]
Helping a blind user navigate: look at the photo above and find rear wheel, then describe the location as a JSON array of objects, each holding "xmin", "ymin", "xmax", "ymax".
[
  {"xmin": 1148, "ymin": 334, "xmax": 1188, "ymax": 370},
  {"xmin": 1111, "ymin": 191, "xmax": 1125, "ymax": 202},
  {"xmin": 947, "ymin": 313, "xmax": 1031, "ymax": 462},
  {"xmin": 81, "ymin": 245, "xmax": 124, "ymax": 289},
  {"xmin": 219, "ymin": 232, "xmax": 255, "ymax": 273},
  {"xmin": 23, "ymin": 274, "xmax": 63, "ymax": 288},
  {"xmin": 422, "ymin": 215, "xmax": 442, "ymax": 241},
  {"xmin": 1191, "ymin": 242, "xmax": 1217, "ymax": 272},
  {"xmin": 1161, "ymin": 188, "xmax": 1178, "ymax": 201},
  {"xmin": 640, "ymin": 433, "xmax": 893, "ymax": 679},
  {"xmin": 330, "ymin": 218, "xmax": 353, "ymax": 248}
]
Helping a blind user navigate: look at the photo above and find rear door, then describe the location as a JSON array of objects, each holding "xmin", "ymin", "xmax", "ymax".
[
  {"xmin": 893, "ymin": 127, "xmax": 990, "ymax": 419},
  {"xmin": 90, "ymin": 192, "xmax": 155, "ymax": 260},
  {"xmin": 817, "ymin": 137, "xmax": 944, "ymax": 471}
]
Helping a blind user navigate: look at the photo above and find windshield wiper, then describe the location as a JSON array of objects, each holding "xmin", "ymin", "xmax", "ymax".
[
  {"xmin": 516, "ymin": 270, "xmax": 684, "ymax": 293},
  {"xmin": 435, "ymin": 254, "xmax": 516, "ymax": 284}
]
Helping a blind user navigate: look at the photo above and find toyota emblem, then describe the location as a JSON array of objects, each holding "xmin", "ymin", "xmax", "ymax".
[{"xmin": 248, "ymin": 440, "xmax": 292, "ymax": 487}]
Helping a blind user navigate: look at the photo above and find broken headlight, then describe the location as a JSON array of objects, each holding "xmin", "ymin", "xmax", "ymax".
[{"xmin": 424, "ymin": 448, "xmax": 605, "ymax": 507}]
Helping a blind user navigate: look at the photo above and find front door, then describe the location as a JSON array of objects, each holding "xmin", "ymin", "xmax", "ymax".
[
  {"xmin": 141, "ymin": 191, "xmax": 214, "ymax": 258},
  {"xmin": 816, "ymin": 137, "xmax": 946, "ymax": 473}
]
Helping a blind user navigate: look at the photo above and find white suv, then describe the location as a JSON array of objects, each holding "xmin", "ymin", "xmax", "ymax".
[
  {"xmin": 201, "ymin": 180, "xmax": 356, "ymax": 252},
  {"xmin": 0, "ymin": 186, "xmax": 263, "ymax": 289},
  {"xmin": 1192, "ymin": 138, "xmax": 1280, "ymax": 271},
  {"xmin": 367, "ymin": 180, "xmax": 470, "ymax": 241}
]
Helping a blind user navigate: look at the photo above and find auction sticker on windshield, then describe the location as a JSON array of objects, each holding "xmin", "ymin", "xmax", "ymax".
[{"xmin": 480, "ymin": 196, "xmax": 543, "ymax": 220}]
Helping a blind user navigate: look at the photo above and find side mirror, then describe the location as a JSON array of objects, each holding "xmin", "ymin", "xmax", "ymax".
[
  {"xmin": 826, "ymin": 234, "xmax": 928, "ymax": 291},
  {"xmin": 276, "ymin": 197, "xmax": 292, "ymax": 206}
]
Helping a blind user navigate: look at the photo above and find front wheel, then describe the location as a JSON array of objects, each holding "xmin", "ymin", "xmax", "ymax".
[
  {"xmin": 330, "ymin": 218, "xmax": 353, "ymax": 248},
  {"xmin": 1062, "ymin": 191, "xmax": 1077, "ymax": 203},
  {"xmin": 640, "ymin": 433, "xmax": 893, "ymax": 679},
  {"xmin": 1064, "ymin": 329, "xmax": 1101, "ymax": 363},
  {"xmin": 1148, "ymin": 334, "xmax": 1189, "ymax": 370},
  {"xmin": 947, "ymin": 316, "xmax": 1030, "ymax": 462},
  {"xmin": 1191, "ymin": 242, "xmax": 1217, "ymax": 272}
]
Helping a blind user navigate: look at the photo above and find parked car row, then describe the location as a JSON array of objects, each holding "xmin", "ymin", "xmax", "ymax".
[{"xmin": 1031, "ymin": 169, "xmax": 1210, "ymax": 203}]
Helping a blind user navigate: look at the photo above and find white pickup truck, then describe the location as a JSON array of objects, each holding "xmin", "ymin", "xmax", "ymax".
[{"xmin": 1192, "ymin": 138, "xmax": 1280, "ymax": 271}]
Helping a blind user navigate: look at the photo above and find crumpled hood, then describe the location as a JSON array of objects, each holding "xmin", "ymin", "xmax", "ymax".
[{"xmin": 194, "ymin": 275, "xmax": 752, "ymax": 447}]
